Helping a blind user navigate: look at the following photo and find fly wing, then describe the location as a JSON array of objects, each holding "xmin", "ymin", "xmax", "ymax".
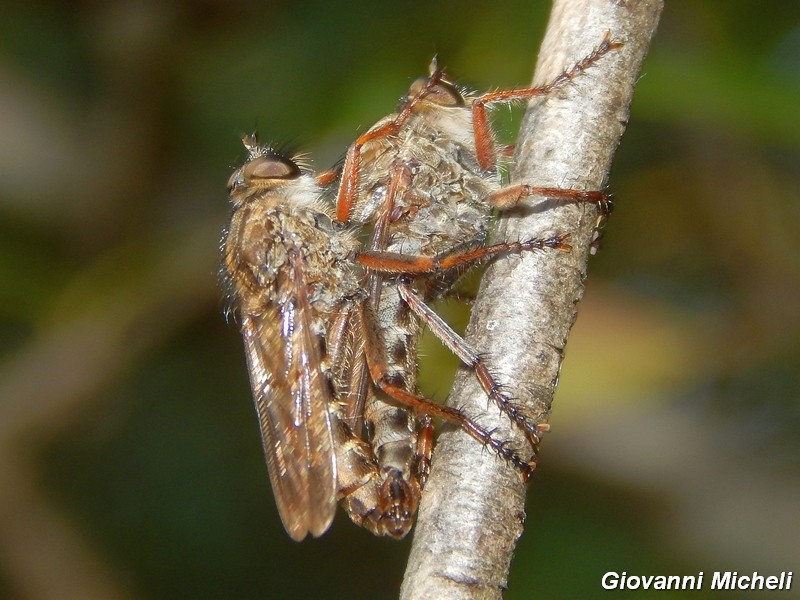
[{"xmin": 241, "ymin": 255, "xmax": 337, "ymax": 540}]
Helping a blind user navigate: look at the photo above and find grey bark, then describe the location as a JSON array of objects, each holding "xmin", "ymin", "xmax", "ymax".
[{"xmin": 400, "ymin": 1, "xmax": 663, "ymax": 598}]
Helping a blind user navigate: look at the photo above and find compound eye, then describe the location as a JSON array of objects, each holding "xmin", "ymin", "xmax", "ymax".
[
  {"xmin": 226, "ymin": 169, "xmax": 242, "ymax": 190},
  {"xmin": 406, "ymin": 76, "xmax": 464, "ymax": 107},
  {"xmin": 426, "ymin": 80, "xmax": 464, "ymax": 106},
  {"xmin": 243, "ymin": 155, "xmax": 301, "ymax": 183}
]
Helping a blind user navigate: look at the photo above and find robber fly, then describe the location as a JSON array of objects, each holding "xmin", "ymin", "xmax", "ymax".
[
  {"xmin": 332, "ymin": 35, "xmax": 621, "ymax": 487},
  {"xmin": 221, "ymin": 136, "xmax": 425, "ymax": 539}
]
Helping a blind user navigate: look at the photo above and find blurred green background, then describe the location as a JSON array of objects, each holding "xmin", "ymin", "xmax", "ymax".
[{"xmin": 1, "ymin": 1, "xmax": 798, "ymax": 599}]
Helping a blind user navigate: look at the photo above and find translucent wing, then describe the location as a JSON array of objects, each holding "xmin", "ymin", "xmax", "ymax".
[{"xmin": 241, "ymin": 255, "xmax": 337, "ymax": 540}]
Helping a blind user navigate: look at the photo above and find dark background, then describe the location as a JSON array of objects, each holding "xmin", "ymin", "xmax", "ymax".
[{"xmin": 1, "ymin": 1, "xmax": 798, "ymax": 598}]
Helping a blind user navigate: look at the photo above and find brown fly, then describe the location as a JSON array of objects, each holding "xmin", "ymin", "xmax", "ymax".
[
  {"xmin": 221, "ymin": 136, "xmax": 426, "ymax": 539},
  {"xmin": 222, "ymin": 35, "xmax": 621, "ymax": 540},
  {"xmin": 331, "ymin": 35, "xmax": 621, "ymax": 490}
]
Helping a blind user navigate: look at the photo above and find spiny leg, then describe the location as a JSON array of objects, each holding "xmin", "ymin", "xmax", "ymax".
[
  {"xmin": 472, "ymin": 33, "xmax": 623, "ymax": 169},
  {"xmin": 357, "ymin": 302, "xmax": 535, "ymax": 480},
  {"xmin": 357, "ymin": 233, "xmax": 571, "ymax": 275},
  {"xmin": 415, "ymin": 413, "xmax": 434, "ymax": 489},
  {"xmin": 335, "ymin": 75, "xmax": 444, "ymax": 222},
  {"xmin": 364, "ymin": 160, "xmax": 412, "ymax": 302},
  {"xmin": 488, "ymin": 184, "xmax": 610, "ymax": 213},
  {"xmin": 396, "ymin": 280, "xmax": 549, "ymax": 455}
]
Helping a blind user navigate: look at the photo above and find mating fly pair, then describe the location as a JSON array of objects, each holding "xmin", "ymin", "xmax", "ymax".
[{"xmin": 220, "ymin": 36, "xmax": 621, "ymax": 541}]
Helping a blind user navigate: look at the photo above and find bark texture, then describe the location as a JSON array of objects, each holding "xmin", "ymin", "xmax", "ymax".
[{"xmin": 401, "ymin": 1, "xmax": 663, "ymax": 598}]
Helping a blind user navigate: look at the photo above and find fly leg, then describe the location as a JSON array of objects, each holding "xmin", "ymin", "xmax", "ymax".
[
  {"xmin": 396, "ymin": 280, "xmax": 550, "ymax": 457},
  {"xmin": 488, "ymin": 185, "xmax": 611, "ymax": 215},
  {"xmin": 358, "ymin": 302, "xmax": 537, "ymax": 481},
  {"xmin": 471, "ymin": 33, "xmax": 622, "ymax": 169},
  {"xmin": 335, "ymin": 74, "xmax": 444, "ymax": 222},
  {"xmin": 357, "ymin": 233, "xmax": 572, "ymax": 274}
]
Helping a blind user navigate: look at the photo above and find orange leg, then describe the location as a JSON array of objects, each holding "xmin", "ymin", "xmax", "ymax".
[
  {"xmin": 335, "ymin": 72, "xmax": 444, "ymax": 223},
  {"xmin": 358, "ymin": 302, "xmax": 535, "ymax": 480},
  {"xmin": 397, "ymin": 281, "xmax": 549, "ymax": 455},
  {"xmin": 472, "ymin": 33, "xmax": 622, "ymax": 169},
  {"xmin": 314, "ymin": 168, "xmax": 340, "ymax": 187},
  {"xmin": 357, "ymin": 234, "xmax": 571, "ymax": 274},
  {"xmin": 488, "ymin": 184, "xmax": 609, "ymax": 212},
  {"xmin": 415, "ymin": 414, "xmax": 434, "ymax": 489}
]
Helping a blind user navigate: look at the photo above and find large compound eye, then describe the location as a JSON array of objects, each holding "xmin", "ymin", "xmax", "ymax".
[
  {"xmin": 425, "ymin": 79, "xmax": 464, "ymax": 106},
  {"xmin": 242, "ymin": 155, "xmax": 301, "ymax": 185},
  {"xmin": 227, "ymin": 169, "xmax": 242, "ymax": 190},
  {"xmin": 406, "ymin": 76, "xmax": 464, "ymax": 107}
]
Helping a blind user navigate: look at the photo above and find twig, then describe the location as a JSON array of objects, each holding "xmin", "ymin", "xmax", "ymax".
[{"xmin": 400, "ymin": 1, "xmax": 663, "ymax": 598}]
